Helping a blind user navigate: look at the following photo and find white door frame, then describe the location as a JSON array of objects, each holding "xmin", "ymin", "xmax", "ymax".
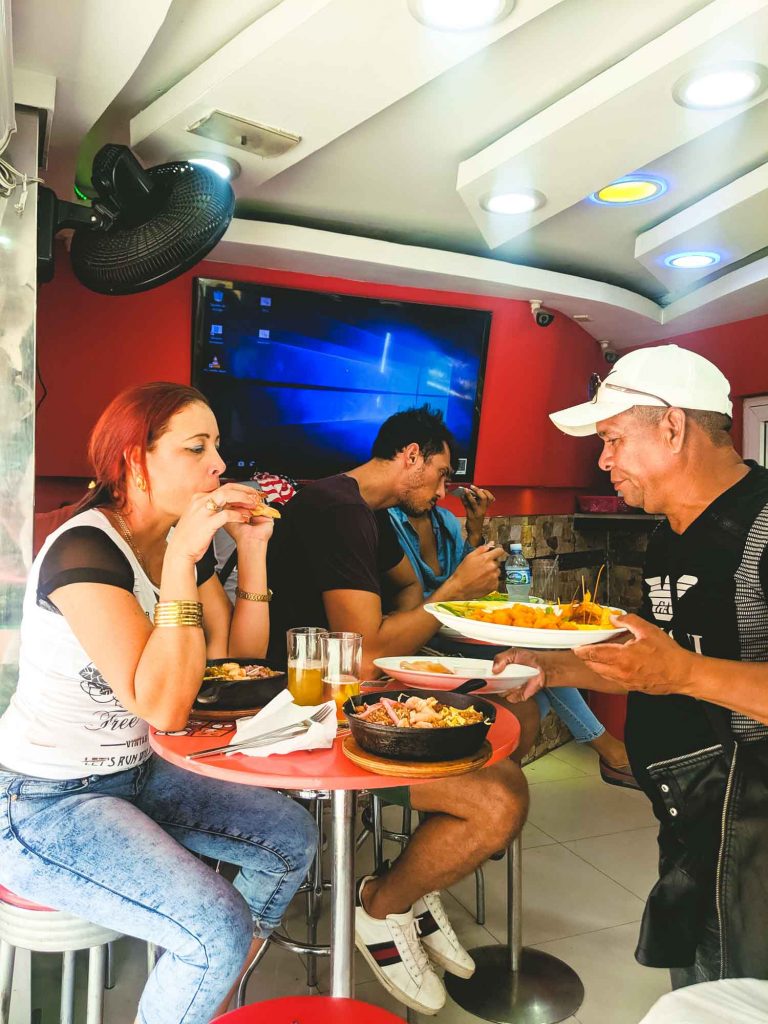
[{"xmin": 743, "ymin": 396, "xmax": 768, "ymax": 465}]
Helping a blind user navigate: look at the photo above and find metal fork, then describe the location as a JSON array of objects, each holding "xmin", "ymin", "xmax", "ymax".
[{"xmin": 187, "ymin": 704, "xmax": 335, "ymax": 759}]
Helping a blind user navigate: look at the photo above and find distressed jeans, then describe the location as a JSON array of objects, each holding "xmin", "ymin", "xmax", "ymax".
[
  {"xmin": 534, "ymin": 686, "xmax": 605, "ymax": 743},
  {"xmin": 0, "ymin": 755, "xmax": 317, "ymax": 1023}
]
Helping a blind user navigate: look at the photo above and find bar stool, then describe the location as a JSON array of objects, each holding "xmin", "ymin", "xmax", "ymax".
[
  {"xmin": 444, "ymin": 835, "xmax": 584, "ymax": 1024},
  {"xmin": 213, "ymin": 994, "xmax": 406, "ymax": 1023},
  {"xmin": 0, "ymin": 885, "xmax": 122, "ymax": 1024}
]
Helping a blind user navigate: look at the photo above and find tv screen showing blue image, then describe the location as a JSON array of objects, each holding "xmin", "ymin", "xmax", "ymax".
[{"xmin": 191, "ymin": 278, "xmax": 491, "ymax": 481}]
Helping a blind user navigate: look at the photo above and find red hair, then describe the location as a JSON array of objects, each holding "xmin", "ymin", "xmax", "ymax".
[{"xmin": 81, "ymin": 382, "xmax": 210, "ymax": 510}]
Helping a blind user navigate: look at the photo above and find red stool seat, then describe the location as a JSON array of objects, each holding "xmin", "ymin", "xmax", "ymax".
[
  {"xmin": 212, "ymin": 995, "xmax": 405, "ymax": 1023},
  {"xmin": 0, "ymin": 884, "xmax": 55, "ymax": 912}
]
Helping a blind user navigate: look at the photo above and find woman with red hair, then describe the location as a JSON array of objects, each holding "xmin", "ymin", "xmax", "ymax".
[{"xmin": 0, "ymin": 383, "xmax": 316, "ymax": 1023}]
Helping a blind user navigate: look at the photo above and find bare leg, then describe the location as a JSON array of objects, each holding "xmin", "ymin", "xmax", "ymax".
[
  {"xmin": 363, "ymin": 757, "xmax": 528, "ymax": 919},
  {"xmin": 589, "ymin": 730, "xmax": 628, "ymax": 768}
]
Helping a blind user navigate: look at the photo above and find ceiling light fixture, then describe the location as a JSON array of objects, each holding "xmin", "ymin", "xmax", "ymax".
[
  {"xmin": 590, "ymin": 174, "xmax": 668, "ymax": 206},
  {"xmin": 187, "ymin": 155, "xmax": 241, "ymax": 181},
  {"xmin": 664, "ymin": 251, "xmax": 721, "ymax": 269},
  {"xmin": 408, "ymin": 0, "xmax": 515, "ymax": 32},
  {"xmin": 482, "ymin": 189, "xmax": 545, "ymax": 215},
  {"xmin": 673, "ymin": 61, "xmax": 768, "ymax": 109}
]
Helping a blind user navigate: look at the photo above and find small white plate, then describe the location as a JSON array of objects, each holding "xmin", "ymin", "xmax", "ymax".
[
  {"xmin": 372, "ymin": 657, "xmax": 538, "ymax": 692},
  {"xmin": 425, "ymin": 601, "xmax": 627, "ymax": 650}
]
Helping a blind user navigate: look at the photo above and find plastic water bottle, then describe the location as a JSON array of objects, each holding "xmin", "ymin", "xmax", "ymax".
[{"xmin": 505, "ymin": 543, "xmax": 532, "ymax": 602}]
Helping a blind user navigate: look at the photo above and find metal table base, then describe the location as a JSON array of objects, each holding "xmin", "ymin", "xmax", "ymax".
[
  {"xmin": 236, "ymin": 788, "xmax": 357, "ymax": 1005},
  {"xmin": 445, "ymin": 835, "xmax": 584, "ymax": 1024}
]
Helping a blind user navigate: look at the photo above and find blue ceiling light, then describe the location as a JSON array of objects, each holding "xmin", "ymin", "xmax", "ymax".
[
  {"xmin": 589, "ymin": 174, "xmax": 668, "ymax": 206},
  {"xmin": 664, "ymin": 251, "xmax": 721, "ymax": 270}
]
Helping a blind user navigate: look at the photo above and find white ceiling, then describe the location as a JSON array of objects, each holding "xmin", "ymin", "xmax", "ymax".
[{"xmin": 11, "ymin": 0, "xmax": 768, "ymax": 349}]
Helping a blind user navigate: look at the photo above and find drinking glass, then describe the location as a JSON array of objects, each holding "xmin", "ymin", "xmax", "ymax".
[
  {"xmin": 286, "ymin": 627, "xmax": 328, "ymax": 706},
  {"xmin": 320, "ymin": 632, "xmax": 363, "ymax": 723}
]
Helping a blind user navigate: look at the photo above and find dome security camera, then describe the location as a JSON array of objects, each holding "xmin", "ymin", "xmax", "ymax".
[
  {"xmin": 529, "ymin": 300, "xmax": 555, "ymax": 328},
  {"xmin": 598, "ymin": 339, "xmax": 619, "ymax": 365}
]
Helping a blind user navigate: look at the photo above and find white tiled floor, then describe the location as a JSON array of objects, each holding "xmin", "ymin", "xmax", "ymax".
[{"xmin": 31, "ymin": 743, "xmax": 671, "ymax": 1023}]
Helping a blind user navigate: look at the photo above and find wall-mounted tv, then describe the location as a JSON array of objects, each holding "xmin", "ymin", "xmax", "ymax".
[{"xmin": 191, "ymin": 278, "xmax": 491, "ymax": 481}]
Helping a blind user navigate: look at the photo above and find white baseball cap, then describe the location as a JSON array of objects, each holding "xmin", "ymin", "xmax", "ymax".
[{"xmin": 550, "ymin": 344, "xmax": 733, "ymax": 437}]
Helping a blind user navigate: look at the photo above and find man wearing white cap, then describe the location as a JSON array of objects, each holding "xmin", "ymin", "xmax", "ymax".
[{"xmin": 495, "ymin": 344, "xmax": 768, "ymax": 987}]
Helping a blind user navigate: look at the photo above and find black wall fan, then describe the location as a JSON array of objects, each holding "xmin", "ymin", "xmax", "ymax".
[{"xmin": 37, "ymin": 144, "xmax": 235, "ymax": 294}]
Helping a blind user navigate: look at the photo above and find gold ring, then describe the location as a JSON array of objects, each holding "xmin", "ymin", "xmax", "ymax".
[{"xmin": 205, "ymin": 497, "xmax": 223, "ymax": 513}]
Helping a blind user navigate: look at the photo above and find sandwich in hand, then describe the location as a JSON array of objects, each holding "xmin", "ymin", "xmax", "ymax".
[{"xmin": 250, "ymin": 502, "xmax": 281, "ymax": 520}]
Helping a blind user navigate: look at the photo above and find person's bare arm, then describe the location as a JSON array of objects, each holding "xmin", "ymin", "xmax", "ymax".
[
  {"xmin": 460, "ymin": 486, "xmax": 495, "ymax": 547},
  {"xmin": 386, "ymin": 556, "xmax": 424, "ymax": 612},
  {"xmin": 575, "ymin": 613, "xmax": 768, "ymax": 724},
  {"xmin": 324, "ymin": 544, "xmax": 506, "ymax": 678},
  {"xmin": 53, "ymin": 551, "xmax": 207, "ymax": 733},
  {"xmin": 52, "ymin": 486, "xmax": 260, "ymax": 731},
  {"xmin": 492, "ymin": 644, "xmax": 628, "ymax": 703},
  {"xmin": 199, "ymin": 509, "xmax": 274, "ymax": 658}
]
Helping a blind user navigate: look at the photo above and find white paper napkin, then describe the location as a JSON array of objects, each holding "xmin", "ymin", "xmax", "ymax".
[{"xmin": 229, "ymin": 689, "xmax": 338, "ymax": 757}]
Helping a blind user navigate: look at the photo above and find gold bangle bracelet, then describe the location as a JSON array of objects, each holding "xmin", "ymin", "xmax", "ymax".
[
  {"xmin": 235, "ymin": 587, "xmax": 273, "ymax": 603},
  {"xmin": 154, "ymin": 616, "xmax": 203, "ymax": 628},
  {"xmin": 153, "ymin": 600, "xmax": 204, "ymax": 628},
  {"xmin": 154, "ymin": 617, "xmax": 203, "ymax": 627}
]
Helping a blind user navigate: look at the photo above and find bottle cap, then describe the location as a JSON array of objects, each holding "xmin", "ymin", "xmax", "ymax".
[{"xmin": 509, "ymin": 543, "xmax": 523, "ymax": 552}]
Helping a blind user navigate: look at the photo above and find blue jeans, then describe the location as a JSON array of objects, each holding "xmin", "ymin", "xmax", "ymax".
[
  {"xmin": 534, "ymin": 687, "xmax": 605, "ymax": 743},
  {"xmin": 0, "ymin": 755, "xmax": 317, "ymax": 1024}
]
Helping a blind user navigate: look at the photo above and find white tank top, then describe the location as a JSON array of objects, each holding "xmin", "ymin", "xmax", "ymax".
[{"xmin": 0, "ymin": 509, "xmax": 160, "ymax": 779}]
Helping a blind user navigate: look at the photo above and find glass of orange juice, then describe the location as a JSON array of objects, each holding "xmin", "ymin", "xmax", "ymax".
[
  {"xmin": 320, "ymin": 632, "xmax": 362, "ymax": 723},
  {"xmin": 286, "ymin": 627, "xmax": 327, "ymax": 706}
]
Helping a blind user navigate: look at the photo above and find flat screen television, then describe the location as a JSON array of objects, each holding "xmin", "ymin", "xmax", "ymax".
[{"xmin": 191, "ymin": 277, "xmax": 491, "ymax": 481}]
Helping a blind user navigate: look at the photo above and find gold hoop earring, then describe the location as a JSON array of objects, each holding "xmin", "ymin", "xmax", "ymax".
[{"xmin": 135, "ymin": 475, "xmax": 147, "ymax": 492}]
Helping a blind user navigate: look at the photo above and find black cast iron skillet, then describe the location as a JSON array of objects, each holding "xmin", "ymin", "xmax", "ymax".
[
  {"xmin": 193, "ymin": 658, "xmax": 286, "ymax": 712},
  {"xmin": 343, "ymin": 679, "xmax": 495, "ymax": 762}
]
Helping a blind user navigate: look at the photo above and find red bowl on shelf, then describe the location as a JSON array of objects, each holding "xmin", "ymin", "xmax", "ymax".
[{"xmin": 576, "ymin": 495, "xmax": 631, "ymax": 514}]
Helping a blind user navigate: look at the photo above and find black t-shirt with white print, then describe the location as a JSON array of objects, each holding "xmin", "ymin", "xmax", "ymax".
[{"xmin": 626, "ymin": 462, "xmax": 768, "ymax": 806}]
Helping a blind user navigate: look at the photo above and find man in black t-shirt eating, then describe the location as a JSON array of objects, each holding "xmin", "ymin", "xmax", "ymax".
[
  {"xmin": 267, "ymin": 407, "xmax": 538, "ymax": 1015},
  {"xmin": 495, "ymin": 345, "xmax": 768, "ymax": 987}
]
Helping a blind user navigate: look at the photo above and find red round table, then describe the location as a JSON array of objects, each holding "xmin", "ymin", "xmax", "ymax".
[
  {"xmin": 212, "ymin": 994, "xmax": 406, "ymax": 1023},
  {"xmin": 150, "ymin": 700, "xmax": 520, "ymax": 1000}
]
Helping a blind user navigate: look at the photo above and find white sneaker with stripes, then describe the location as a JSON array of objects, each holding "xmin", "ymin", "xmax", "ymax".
[
  {"xmin": 354, "ymin": 876, "xmax": 446, "ymax": 1015},
  {"xmin": 413, "ymin": 890, "xmax": 476, "ymax": 979}
]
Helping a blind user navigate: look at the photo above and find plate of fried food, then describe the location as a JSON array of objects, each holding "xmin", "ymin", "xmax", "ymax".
[
  {"xmin": 372, "ymin": 657, "xmax": 537, "ymax": 692},
  {"xmin": 424, "ymin": 596, "xmax": 627, "ymax": 649}
]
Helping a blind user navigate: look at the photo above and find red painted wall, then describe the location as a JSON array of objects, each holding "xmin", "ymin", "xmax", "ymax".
[
  {"xmin": 35, "ymin": 245, "xmax": 606, "ymax": 512},
  {"xmin": 631, "ymin": 313, "xmax": 768, "ymax": 452}
]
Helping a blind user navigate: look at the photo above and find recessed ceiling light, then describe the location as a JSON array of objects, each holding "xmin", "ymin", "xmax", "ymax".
[
  {"xmin": 590, "ymin": 175, "xmax": 668, "ymax": 206},
  {"xmin": 673, "ymin": 62, "xmax": 768, "ymax": 110},
  {"xmin": 482, "ymin": 189, "xmax": 545, "ymax": 215},
  {"xmin": 408, "ymin": 0, "xmax": 515, "ymax": 32},
  {"xmin": 187, "ymin": 155, "xmax": 241, "ymax": 180},
  {"xmin": 664, "ymin": 251, "xmax": 721, "ymax": 270}
]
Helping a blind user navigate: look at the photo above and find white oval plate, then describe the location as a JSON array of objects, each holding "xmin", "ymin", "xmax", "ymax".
[
  {"xmin": 424, "ymin": 601, "xmax": 627, "ymax": 650},
  {"xmin": 372, "ymin": 657, "xmax": 538, "ymax": 692}
]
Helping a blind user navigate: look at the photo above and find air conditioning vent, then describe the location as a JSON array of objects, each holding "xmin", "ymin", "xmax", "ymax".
[{"xmin": 186, "ymin": 109, "xmax": 301, "ymax": 159}]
